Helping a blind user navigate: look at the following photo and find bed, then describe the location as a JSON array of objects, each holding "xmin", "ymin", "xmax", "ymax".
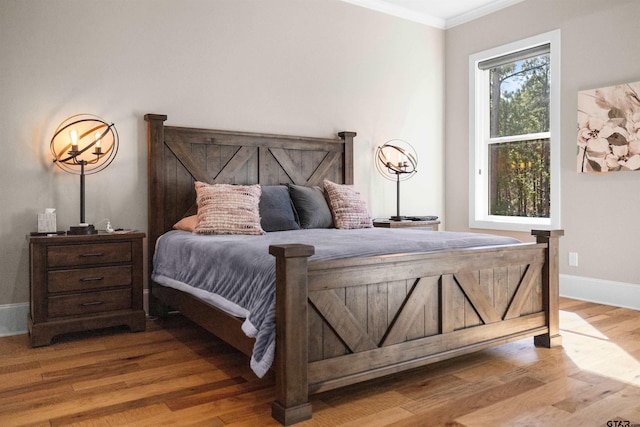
[{"xmin": 145, "ymin": 114, "xmax": 563, "ymax": 425}]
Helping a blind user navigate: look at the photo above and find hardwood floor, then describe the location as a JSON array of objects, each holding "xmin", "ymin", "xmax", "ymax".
[{"xmin": 1, "ymin": 298, "xmax": 638, "ymax": 426}]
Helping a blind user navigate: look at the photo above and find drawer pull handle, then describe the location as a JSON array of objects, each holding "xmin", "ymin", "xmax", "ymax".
[
  {"xmin": 80, "ymin": 301, "xmax": 105, "ymax": 307},
  {"xmin": 80, "ymin": 276, "xmax": 104, "ymax": 282},
  {"xmin": 79, "ymin": 252, "xmax": 104, "ymax": 258}
]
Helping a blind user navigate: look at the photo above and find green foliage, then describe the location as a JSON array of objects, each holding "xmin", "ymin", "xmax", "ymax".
[
  {"xmin": 490, "ymin": 140, "xmax": 550, "ymax": 217},
  {"xmin": 488, "ymin": 55, "xmax": 551, "ymax": 218},
  {"xmin": 491, "ymin": 56, "xmax": 550, "ymax": 137}
]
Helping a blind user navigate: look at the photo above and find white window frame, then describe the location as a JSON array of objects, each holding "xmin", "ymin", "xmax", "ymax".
[{"xmin": 469, "ymin": 29, "xmax": 561, "ymax": 232}]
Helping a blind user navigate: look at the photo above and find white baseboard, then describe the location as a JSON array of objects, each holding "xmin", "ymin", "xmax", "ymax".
[
  {"xmin": 0, "ymin": 303, "xmax": 29, "ymax": 337},
  {"xmin": 560, "ymin": 274, "xmax": 640, "ymax": 311}
]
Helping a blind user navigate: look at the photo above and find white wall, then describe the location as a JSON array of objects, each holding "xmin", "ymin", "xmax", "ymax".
[
  {"xmin": 445, "ymin": 0, "xmax": 640, "ymax": 289},
  {"xmin": 0, "ymin": 0, "xmax": 444, "ymax": 306}
]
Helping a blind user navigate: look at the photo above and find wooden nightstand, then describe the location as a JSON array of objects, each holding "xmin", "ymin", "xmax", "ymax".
[
  {"xmin": 28, "ymin": 232, "xmax": 146, "ymax": 347},
  {"xmin": 373, "ymin": 219, "xmax": 440, "ymax": 230}
]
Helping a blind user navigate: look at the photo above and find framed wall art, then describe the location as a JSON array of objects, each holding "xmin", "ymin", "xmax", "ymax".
[{"xmin": 577, "ymin": 80, "xmax": 640, "ymax": 173}]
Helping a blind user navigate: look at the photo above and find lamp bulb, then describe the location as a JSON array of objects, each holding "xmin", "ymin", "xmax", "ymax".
[{"xmin": 70, "ymin": 129, "xmax": 79, "ymax": 150}]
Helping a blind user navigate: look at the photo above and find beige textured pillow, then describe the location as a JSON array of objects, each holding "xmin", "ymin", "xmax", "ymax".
[
  {"xmin": 195, "ymin": 182, "xmax": 265, "ymax": 235},
  {"xmin": 323, "ymin": 179, "xmax": 373, "ymax": 229}
]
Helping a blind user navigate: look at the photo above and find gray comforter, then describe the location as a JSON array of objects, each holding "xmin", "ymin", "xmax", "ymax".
[{"xmin": 152, "ymin": 228, "xmax": 520, "ymax": 377}]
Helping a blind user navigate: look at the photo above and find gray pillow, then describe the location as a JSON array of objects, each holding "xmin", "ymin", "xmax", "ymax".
[
  {"xmin": 259, "ymin": 185, "xmax": 300, "ymax": 232},
  {"xmin": 288, "ymin": 184, "xmax": 334, "ymax": 228}
]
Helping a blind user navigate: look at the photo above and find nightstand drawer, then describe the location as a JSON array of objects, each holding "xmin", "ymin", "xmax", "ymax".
[
  {"xmin": 48, "ymin": 265, "xmax": 132, "ymax": 293},
  {"xmin": 47, "ymin": 242, "xmax": 131, "ymax": 268},
  {"xmin": 48, "ymin": 288, "xmax": 132, "ymax": 318}
]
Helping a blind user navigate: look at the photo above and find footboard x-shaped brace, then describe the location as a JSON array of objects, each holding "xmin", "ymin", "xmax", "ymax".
[{"xmin": 308, "ymin": 261, "xmax": 544, "ymax": 352}]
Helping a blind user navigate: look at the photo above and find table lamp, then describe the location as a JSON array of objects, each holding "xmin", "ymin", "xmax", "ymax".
[
  {"xmin": 375, "ymin": 139, "xmax": 418, "ymax": 221},
  {"xmin": 50, "ymin": 114, "xmax": 119, "ymax": 234}
]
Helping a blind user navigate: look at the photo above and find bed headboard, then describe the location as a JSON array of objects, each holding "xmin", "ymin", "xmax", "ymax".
[{"xmin": 144, "ymin": 113, "xmax": 356, "ymax": 259}]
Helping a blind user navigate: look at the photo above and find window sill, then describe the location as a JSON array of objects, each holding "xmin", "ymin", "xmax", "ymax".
[{"xmin": 470, "ymin": 216, "xmax": 557, "ymax": 232}]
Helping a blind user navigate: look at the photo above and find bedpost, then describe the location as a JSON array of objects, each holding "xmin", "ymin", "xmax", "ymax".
[
  {"xmin": 269, "ymin": 243, "xmax": 315, "ymax": 426},
  {"xmin": 144, "ymin": 114, "xmax": 168, "ymax": 317},
  {"xmin": 338, "ymin": 131, "xmax": 356, "ymax": 185},
  {"xmin": 532, "ymin": 229, "xmax": 564, "ymax": 348}
]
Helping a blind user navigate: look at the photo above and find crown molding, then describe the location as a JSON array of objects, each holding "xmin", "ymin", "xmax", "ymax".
[
  {"xmin": 340, "ymin": 0, "xmax": 446, "ymax": 28},
  {"xmin": 340, "ymin": 0, "xmax": 524, "ymax": 30},
  {"xmin": 446, "ymin": 0, "xmax": 524, "ymax": 29}
]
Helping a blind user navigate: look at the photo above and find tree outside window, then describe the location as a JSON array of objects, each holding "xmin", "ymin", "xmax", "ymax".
[{"xmin": 488, "ymin": 53, "xmax": 550, "ymax": 218}]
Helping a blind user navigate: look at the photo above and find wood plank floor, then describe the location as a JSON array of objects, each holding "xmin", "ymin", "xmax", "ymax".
[{"xmin": 1, "ymin": 298, "xmax": 639, "ymax": 426}]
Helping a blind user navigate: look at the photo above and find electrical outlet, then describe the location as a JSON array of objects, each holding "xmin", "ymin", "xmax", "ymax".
[{"xmin": 569, "ymin": 252, "xmax": 579, "ymax": 267}]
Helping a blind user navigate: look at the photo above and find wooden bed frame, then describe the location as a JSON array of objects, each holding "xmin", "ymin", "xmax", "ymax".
[{"xmin": 145, "ymin": 114, "xmax": 563, "ymax": 425}]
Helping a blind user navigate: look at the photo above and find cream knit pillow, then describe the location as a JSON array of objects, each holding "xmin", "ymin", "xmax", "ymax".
[
  {"xmin": 323, "ymin": 179, "xmax": 373, "ymax": 229},
  {"xmin": 195, "ymin": 182, "xmax": 265, "ymax": 235}
]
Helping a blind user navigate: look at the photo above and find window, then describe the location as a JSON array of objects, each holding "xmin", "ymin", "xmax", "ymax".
[{"xmin": 469, "ymin": 30, "xmax": 561, "ymax": 232}]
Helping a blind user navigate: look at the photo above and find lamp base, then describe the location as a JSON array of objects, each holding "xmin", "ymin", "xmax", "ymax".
[
  {"xmin": 389, "ymin": 216, "xmax": 407, "ymax": 221},
  {"xmin": 68, "ymin": 224, "xmax": 97, "ymax": 235}
]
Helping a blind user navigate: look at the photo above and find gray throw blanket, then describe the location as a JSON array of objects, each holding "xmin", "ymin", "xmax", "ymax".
[{"xmin": 152, "ymin": 228, "xmax": 520, "ymax": 377}]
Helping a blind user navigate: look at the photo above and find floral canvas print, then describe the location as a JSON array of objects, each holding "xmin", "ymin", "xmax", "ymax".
[{"xmin": 577, "ymin": 81, "xmax": 640, "ymax": 173}]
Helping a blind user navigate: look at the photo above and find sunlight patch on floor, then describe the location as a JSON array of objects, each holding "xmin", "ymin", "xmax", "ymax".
[{"xmin": 560, "ymin": 310, "xmax": 640, "ymax": 387}]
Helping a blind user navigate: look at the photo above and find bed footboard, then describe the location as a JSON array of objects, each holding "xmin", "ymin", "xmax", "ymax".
[{"xmin": 269, "ymin": 229, "xmax": 562, "ymax": 425}]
